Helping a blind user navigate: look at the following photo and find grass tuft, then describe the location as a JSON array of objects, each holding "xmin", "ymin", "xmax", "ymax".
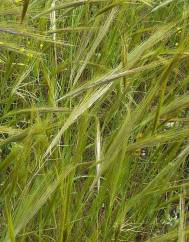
[{"xmin": 1, "ymin": 0, "xmax": 189, "ymax": 241}]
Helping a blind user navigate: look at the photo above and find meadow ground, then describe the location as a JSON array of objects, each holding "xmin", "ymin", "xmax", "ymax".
[{"xmin": 1, "ymin": 0, "xmax": 189, "ymax": 241}]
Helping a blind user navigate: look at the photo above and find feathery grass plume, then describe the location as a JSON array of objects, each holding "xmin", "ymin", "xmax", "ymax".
[{"xmin": 1, "ymin": 1, "xmax": 189, "ymax": 241}]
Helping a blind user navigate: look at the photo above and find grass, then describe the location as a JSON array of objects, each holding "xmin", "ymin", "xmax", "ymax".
[{"xmin": 0, "ymin": 0, "xmax": 189, "ymax": 241}]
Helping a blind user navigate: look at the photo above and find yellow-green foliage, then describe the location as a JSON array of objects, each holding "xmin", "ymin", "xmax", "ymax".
[{"xmin": 0, "ymin": 0, "xmax": 189, "ymax": 241}]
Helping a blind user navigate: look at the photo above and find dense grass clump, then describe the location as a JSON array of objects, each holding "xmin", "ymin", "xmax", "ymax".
[{"xmin": 1, "ymin": 0, "xmax": 189, "ymax": 241}]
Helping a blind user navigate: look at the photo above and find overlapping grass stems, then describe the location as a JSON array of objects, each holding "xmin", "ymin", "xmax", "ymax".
[{"xmin": 1, "ymin": 0, "xmax": 189, "ymax": 241}]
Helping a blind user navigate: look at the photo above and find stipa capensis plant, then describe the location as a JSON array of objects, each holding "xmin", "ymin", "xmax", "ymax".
[{"xmin": 1, "ymin": 0, "xmax": 189, "ymax": 241}]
